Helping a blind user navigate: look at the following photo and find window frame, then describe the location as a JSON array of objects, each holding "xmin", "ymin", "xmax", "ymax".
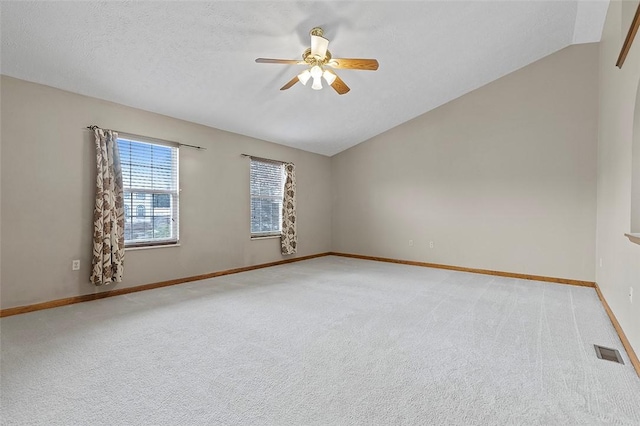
[
  {"xmin": 117, "ymin": 133, "xmax": 180, "ymax": 249},
  {"xmin": 249, "ymin": 158, "xmax": 285, "ymax": 239}
]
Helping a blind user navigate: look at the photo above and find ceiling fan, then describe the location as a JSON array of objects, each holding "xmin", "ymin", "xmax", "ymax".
[{"xmin": 255, "ymin": 27, "xmax": 379, "ymax": 95}]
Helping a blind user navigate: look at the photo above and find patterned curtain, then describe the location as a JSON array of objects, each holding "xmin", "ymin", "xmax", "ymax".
[
  {"xmin": 281, "ymin": 163, "xmax": 297, "ymax": 255},
  {"xmin": 90, "ymin": 127, "xmax": 125, "ymax": 285}
]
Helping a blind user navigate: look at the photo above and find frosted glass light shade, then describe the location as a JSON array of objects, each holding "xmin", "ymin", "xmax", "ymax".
[
  {"xmin": 310, "ymin": 65, "xmax": 323, "ymax": 79},
  {"xmin": 311, "ymin": 76, "xmax": 322, "ymax": 90},
  {"xmin": 322, "ymin": 70, "xmax": 337, "ymax": 85},
  {"xmin": 297, "ymin": 70, "xmax": 311, "ymax": 85}
]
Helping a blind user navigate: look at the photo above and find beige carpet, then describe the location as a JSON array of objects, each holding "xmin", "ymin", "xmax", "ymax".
[{"xmin": 1, "ymin": 256, "xmax": 639, "ymax": 425}]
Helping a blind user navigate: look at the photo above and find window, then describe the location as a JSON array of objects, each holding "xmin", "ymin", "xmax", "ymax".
[
  {"xmin": 153, "ymin": 193, "xmax": 171, "ymax": 208},
  {"xmin": 118, "ymin": 135, "xmax": 179, "ymax": 247},
  {"xmin": 250, "ymin": 158, "xmax": 284, "ymax": 237}
]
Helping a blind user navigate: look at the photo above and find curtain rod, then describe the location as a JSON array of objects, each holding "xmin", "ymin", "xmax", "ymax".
[
  {"xmin": 86, "ymin": 126, "xmax": 206, "ymax": 150},
  {"xmin": 241, "ymin": 153, "xmax": 289, "ymax": 164}
]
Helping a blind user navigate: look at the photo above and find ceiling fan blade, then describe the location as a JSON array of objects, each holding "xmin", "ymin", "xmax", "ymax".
[
  {"xmin": 255, "ymin": 58, "xmax": 305, "ymax": 65},
  {"xmin": 327, "ymin": 58, "xmax": 379, "ymax": 71},
  {"xmin": 310, "ymin": 34, "xmax": 329, "ymax": 59},
  {"xmin": 330, "ymin": 74, "xmax": 350, "ymax": 95},
  {"xmin": 280, "ymin": 76, "xmax": 299, "ymax": 91}
]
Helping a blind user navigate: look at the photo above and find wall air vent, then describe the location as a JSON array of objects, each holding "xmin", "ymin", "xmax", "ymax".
[{"xmin": 594, "ymin": 345, "xmax": 625, "ymax": 364}]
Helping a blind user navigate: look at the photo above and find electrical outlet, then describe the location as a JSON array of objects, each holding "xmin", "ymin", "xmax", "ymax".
[
  {"xmin": 409, "ymin": 240, "xmax": 413, "ymax": 247},
  {"xmin": 72, "ymin": 260, "xmax": 80, "ymax": 271},
  {"xmin": 429, "ymin": 241, "xmax": 434, "ymax": 249},
  {"xmin": 599, "ymin": 258, "xmax": 603, "ymax": 268},
  {"xmin": 630, "ymin": 287, "xmax": 634, "ymax": 303}
]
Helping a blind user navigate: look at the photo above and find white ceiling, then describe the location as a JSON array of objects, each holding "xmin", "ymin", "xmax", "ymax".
[{"xmin": 0, "ymin": 1, "xmax": 608, "ymax": 156}]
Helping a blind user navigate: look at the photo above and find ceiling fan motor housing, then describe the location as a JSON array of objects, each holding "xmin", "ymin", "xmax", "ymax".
[{"xmin": 302, "ymin": 48, "xmax": 332, "ymax": 65}]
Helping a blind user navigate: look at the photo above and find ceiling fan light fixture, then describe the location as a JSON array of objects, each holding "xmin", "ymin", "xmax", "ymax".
[
  {"xmin": 322, "ymin": 69, "xmax": 337, "ymax": 85},
  {"xmin": 297, "ymin": 69, "xmax": 312, "ymax": 85}
]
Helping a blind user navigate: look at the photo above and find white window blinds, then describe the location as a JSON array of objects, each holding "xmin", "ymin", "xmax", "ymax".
[
  {"xmin": 250, "ymin": 158, "xmax": 284, "ymax": 236},
  {"xmin": 118, "ymin": 135, "xmax": 179, "ymax": 247}
]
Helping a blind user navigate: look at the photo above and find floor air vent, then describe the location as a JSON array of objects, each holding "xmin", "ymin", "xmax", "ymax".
[{"xmin": 594, "ymin": 345, "xmax": 624, "ymax": 364}]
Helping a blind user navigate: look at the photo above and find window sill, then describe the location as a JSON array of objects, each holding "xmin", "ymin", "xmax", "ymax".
[
  {"xmin": 251, "ymin": 235, "xmax": 281, "ymax": 240},
  {"xmin": 625, "ymin": 233, "xmax": 640, "ymax": 245},
  {"xmin": 125, "ymin": 243, "xmax": 181, "ymax": 251}
]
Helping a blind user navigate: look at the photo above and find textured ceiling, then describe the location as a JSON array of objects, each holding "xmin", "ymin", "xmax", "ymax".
[{"xmin": 0, "ymin": 1, "xmax": 608, "ymax": 156}]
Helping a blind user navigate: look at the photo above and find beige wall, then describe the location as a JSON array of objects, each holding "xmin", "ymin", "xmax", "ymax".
[
  {"xmin": 633, "ymin": 78, "xmax": 640, "ymax": 232},
  {"xmin": 331, "ymin": 44, "xmax": 599, "ymax": 282},
  {"xmin": 0, "ymin": 76, "xmax": 332, "ymax": 309},
  {"xmin": 596, "ymin": 0, "xmax": 640, "ymax": 357}
]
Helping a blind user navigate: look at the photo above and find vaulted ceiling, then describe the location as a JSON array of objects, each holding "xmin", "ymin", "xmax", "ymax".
[{"xmin": 0, "ymin": 1, "xmax": 608, "ymax": 156}]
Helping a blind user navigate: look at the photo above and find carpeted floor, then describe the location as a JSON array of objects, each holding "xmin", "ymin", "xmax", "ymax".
[{"xmin": 1, "ymin": 256, "xmax": 639, "ymax": 425}]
